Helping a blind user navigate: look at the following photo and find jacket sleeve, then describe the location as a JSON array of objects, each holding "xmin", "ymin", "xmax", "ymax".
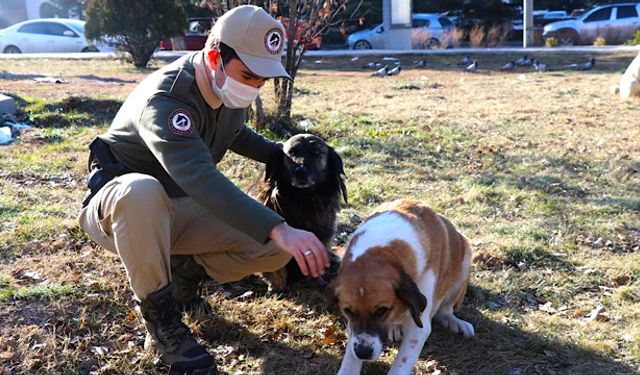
[
  {"xmin": 137, "ymin": 94, "xmax": 284, "ymax": 243},
  {"xmin": 229, "ymin": 124, "xmax": 280, "ymax": 164}
]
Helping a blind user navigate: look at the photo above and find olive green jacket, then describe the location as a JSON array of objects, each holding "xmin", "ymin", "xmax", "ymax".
[{"xmin": 98, "ymin": 52, "xmax": 283, "ymax": 243}]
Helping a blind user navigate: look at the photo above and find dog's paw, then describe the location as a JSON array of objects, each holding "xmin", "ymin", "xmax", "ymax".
[
  {"xmin": 388, "ymin": 325, "xmax": 403, "ymax": 343},
  {"xmin": 262, "ymin": 269, "xmax": 288, "ymax": 293},
  {"xmin": 436, "ymin": 314, "xmax": 475, "ymax": 337}
]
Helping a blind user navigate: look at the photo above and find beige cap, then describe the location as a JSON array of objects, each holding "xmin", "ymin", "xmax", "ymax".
[{"xmin": 211, "ymin": 5, "xmax": 291, "ymax": 80}]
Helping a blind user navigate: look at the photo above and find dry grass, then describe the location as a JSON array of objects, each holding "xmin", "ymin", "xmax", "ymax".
[{"xmin": 1, "ymin": 51, "xmax": 640, "ymax": 374}]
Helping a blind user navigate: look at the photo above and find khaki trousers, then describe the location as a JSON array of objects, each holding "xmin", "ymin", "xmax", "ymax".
[{"xmin": 78, "ymin": 173, "xmax": 291, "ymax": 300}]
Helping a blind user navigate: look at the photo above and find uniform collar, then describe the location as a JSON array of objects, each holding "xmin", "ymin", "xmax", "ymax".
[{"xmin": 193, "ymin": 50, "xmax": 222, "ymax": 109}]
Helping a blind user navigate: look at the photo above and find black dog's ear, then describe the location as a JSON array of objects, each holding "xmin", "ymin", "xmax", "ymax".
[
  {"xmin": 328, "ymin": 146, "xmax": 348, "ymax": 205},
  {"xmin": 265, "ymin": 144, "xmax": 284, "ymax": 183},
  {"xmin": 325, "ymin": 280, "xmax": 339, "ymax": 310},
  {"xmin": 394, "ymin": 270, "xmax": 427, "ymax": 328}
]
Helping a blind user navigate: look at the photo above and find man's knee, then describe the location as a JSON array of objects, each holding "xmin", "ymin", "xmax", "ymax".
[
  {"xmin": 260, "ymin": 246, "xmax": 292, "ymax": 273},
  {"xmin": 114, "ymin": 174, "xmax": 171, "ymax": 215}
]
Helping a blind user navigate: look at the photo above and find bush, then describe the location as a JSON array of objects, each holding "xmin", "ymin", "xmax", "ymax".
[
  {"xmin": 85, "ymin": 0, "xmax": 187, "ymax": 68},
  {"xmin": 625, "ymin": 30, "xmax": 640, "ymax": 46},
  {"xmin": 545, "ymin": 37, "xmax": 558, "ymax": 48}
]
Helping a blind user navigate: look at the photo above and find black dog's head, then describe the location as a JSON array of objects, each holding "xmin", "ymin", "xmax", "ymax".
[{"xmin": 266, "ymin": 134, "xmax": 347, "ymax": 203}]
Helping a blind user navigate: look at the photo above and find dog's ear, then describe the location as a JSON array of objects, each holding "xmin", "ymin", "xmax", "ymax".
[
  {"xmin": 328, "ymin": 146, "xmax": 348, "ymax": 205},
  {"xmin": 265, "ymin": 144, "xmax": 284, "ymax": 183},
  {"xmin": 325, "ymin": 279, "xmax": 339, "ymax": 310},
  {"xmin": 394, "ymin": 270, "xmax": 427, "ymax": 328}
]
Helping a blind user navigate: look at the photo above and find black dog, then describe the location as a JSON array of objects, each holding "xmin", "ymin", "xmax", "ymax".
[{"xmin": 258, "ymin": 133, "xmax": 347, "ymax": 291}]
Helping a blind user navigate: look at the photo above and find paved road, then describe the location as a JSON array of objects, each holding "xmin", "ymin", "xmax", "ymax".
[{"xmin": 0, "ymin": 45, "xmax": 638, "ymax": 61}]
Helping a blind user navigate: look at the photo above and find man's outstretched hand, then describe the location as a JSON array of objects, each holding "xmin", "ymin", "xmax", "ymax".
[{"xmin": 269, "ymin": 222, "xmax": 329, "ymax": 278}]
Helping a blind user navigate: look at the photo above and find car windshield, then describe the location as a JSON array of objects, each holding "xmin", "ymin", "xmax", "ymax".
[{"xmin": 66, "ymin": 20, "xmax": 85, "ymax": 36}]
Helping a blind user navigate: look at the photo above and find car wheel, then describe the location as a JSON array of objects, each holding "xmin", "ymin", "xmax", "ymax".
[
  {"xmin": 82, "ymin": 46, "xmax": 99, "ymax": 52},
  {"xmin": 556, "ymin": 29, "xmax": 578, "ymax": 46},
  {"xmin": 353, "ymin": 40, "xmax": 372, "ymax": 49},
  {"xmin": 3, "ymin": 45, "xmax": 21, "ymax": 54}
]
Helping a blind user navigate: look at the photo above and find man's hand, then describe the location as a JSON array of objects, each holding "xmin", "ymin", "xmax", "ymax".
[{"xmin": 269, "ymin": 223, "xmax": 329, "ymax": 278}]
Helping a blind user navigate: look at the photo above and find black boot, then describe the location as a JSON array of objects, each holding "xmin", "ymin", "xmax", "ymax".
[
  {"xmin": 138, "ymin": 284, "xmax": 216, "ymax": 373},
  {"xmin": 170, "ymin": 255, "xmax": 211, "ymax": 312}
]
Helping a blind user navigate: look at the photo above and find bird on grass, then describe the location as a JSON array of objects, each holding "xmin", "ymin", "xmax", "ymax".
[
  {"xmin": 501, "ymin": 61, "xmax": 516, "ymax": 71},
  {"xmin": 387, "ymin": 64, "xmax": 401, "ymax": 76},
  {"xmin": 362, "ymin": 61, "xmax": 384, "ymax": 70},
  {"xmin": 457, "ymin": 55, "xmax": 472, "ymax": 66},
  {"xmin": 371, "ymin": 65, "xmax": 389, "ymax": 77},
  {"xmin": 465, "ymin": 60, "xmax": 478, "ymax": 73},
  {"xmin": 414, "ymin": 59, "xmax": 426, "ymax": 68},
  {"xmin": 532, "ymin": 59, "xmax": 549, "ymax": 72},
  {"xmin": 577, "ymin": 58, "xmax": 596, "ymax": 71},
  {"xmin": 515, "ymin": 54, "xmax": 532, "ymax": 67}
]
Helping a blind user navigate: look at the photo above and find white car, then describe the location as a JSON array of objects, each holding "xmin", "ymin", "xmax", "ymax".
[
  {"xmin": 346, "ymin": 13, "xmax": 454, "ymax": 49},
  {"xmin": 0, "ymin": 18, "xmax": 116, "ymax": 53}
]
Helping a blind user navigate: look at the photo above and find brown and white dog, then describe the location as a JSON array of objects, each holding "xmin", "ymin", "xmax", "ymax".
[{"xmin": 327, "ymin": 199, "xmax": 474, "ymax": 375}]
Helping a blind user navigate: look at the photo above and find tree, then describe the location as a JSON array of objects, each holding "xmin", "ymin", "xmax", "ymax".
[{"xmin": 85, "ymin": 0, "xmax": 187, "ymax": 68}]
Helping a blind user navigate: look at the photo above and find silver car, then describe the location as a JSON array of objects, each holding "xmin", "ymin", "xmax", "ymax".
[
  {"xmin": 346, "ymin": 13, "xmax": 454, "ymax": 49},
  {"xmin": 543, "ymin": 3, "xmax": 640, "ymax": 45}
]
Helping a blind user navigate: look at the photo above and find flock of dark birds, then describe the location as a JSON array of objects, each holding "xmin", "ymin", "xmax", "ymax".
[{"xmin": 363, "ymin": 54, "xmax": 597, "ymax": 76}]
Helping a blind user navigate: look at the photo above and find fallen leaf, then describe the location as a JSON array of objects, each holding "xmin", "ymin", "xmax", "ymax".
[
  {"xmin": 321, "ymin": 327, "xmax": 343, "ymax": 346},
  {"xmin": 612, "ymin": 275, "xmax": 630, "ymax": 286},
  {"xmin": 123, "ymin": 310, "xmax": 138, "ymax": 329},
  {"xmin": 0, "ymin": 351, "xmax": 14, "ymax": 360}
]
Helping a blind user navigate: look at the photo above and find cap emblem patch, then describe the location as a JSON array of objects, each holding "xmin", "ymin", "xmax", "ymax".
[
  {"xmin": 168, "ymin": 110, "xmax": 193, "ymax": 135},
  {"xmin": 264, "ymin": 28, "xmax": 283, "ymax": 55}
]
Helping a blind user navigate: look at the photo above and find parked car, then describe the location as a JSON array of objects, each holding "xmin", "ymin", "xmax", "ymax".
[
  {"xmin": 543, "ymin": 3, "xmax": 640, "ymax": 45},
  {"xmin": 569, "ymin": 9, "xmax": 586, "ymax": 18},
  {"xmin": 159, "ymin": 17, "xmax": 214, "ymax": 51},
  {"xmin": 346, "ymin": 13, "xmax": 454, "ymax": 49},
  {"xmin": 0, "ymin": 18, "xmax": 116, "ymax": 53},
  {"xmin": 544, "ymin": 10, "xmax": 568, "ymax": 21}
]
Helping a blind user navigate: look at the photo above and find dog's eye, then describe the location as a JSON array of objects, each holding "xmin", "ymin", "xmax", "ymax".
[
  {"xmin": 372, "ymin": 306, "xmax": 390, "ymax": 320},
  {"xmin": 343, "ymin": 307, "xmax": 356, "ymax": 319}
]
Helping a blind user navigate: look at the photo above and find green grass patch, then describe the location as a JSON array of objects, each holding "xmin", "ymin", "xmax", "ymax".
[{"xmin": 0, "ymin": 283, "xmax": 75, "ymax": 302}]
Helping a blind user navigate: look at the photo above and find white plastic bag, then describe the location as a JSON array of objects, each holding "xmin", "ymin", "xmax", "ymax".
[{"xmin": 0, "ymin": 126, "xmax": 12, "ymax": 144}]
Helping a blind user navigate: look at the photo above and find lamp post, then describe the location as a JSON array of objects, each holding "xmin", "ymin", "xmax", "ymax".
[{"xmin": 382, "ymin": 0, "xmax": 412, "ymax": 50}]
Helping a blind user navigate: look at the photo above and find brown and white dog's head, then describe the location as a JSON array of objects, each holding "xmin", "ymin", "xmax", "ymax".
[{"xmin": 326, "ymin": 242, "xmax": 427, "ymax": 361}]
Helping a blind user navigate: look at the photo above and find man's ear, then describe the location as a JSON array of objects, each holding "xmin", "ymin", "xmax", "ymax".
[
  {"xmin": 394, "ymin": 270, "xmax": 427, "ymax": 328},
  {"xmin": 207, "ymin": 49, "xmax": 220, "ymax": 68},
  {"xmin": 327, "ymin": 146, "xmax": 348, "ymax": 205},
  {"xmin": 265, "ymin": 144, "xmax": 284, "ymax": 183}
]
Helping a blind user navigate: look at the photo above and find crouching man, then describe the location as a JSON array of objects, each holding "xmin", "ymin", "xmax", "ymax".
[{"xmin": 77, "ymin": 6, "xmax": 328, "ymax": 373}]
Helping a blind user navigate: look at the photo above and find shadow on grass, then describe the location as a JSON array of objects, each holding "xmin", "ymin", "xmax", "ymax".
[
  {"xmin": 77, "ymin": 74, "xmax": 137, "ymax": 84},
  {"xmin": 418, "ymin": 285, "xmax": 638, "ymax": 375},
  {"xmin": 199, "ymin": 308, "xmax": 343, "ymax": 374},
  {"xmin": 7, "ymin": 94, "xmax": 122, "ymax": 128},
  {"xmin": 261, "ymin": 282, "xmax": 637, "ymax": 374}
]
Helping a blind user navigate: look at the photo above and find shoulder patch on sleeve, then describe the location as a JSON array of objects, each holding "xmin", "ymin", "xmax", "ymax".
[
  {"xmin": 170, "ymin": 68, "xmax": 195, "ymax": 100},
  {"xmin": 168, "ymin": 110, "xmax": 194, "ymax": 135}
]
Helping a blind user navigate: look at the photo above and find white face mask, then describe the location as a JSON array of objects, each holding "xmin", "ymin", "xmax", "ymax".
[{"xmin": 211, "ymin": 61, "xmax": 260, "ymax": 109}]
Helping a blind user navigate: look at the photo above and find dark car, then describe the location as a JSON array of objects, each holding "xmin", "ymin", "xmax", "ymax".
[{"xmin": 160, "ymin": 17, "xmax": 214, "ymax": 51}]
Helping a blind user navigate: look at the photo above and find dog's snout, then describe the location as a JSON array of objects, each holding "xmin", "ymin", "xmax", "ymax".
[
  {"xmin": 354, "ymin": 343, "xmax": 373, "ymax": 360},
  {"xmin": 293, "ymin": 165, "xmax": 307, "ymax": 178}
]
